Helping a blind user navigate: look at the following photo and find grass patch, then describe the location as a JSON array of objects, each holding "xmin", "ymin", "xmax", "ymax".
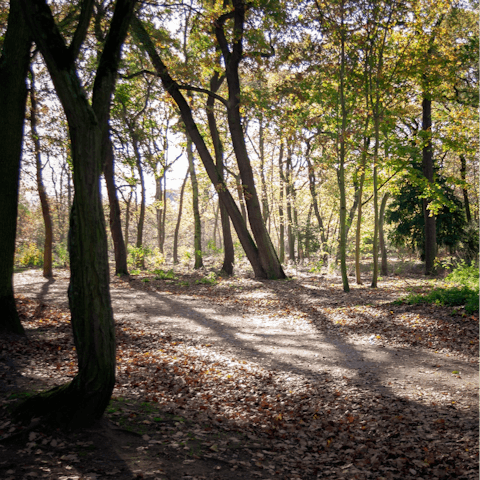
[{"xmin": 395, "ymin": 264, "xmax": 479, "ymax": 314}]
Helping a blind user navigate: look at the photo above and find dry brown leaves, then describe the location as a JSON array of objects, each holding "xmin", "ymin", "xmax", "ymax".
[{"xmin": 0, "ymin": 273, "xmax": 478, "ymax": 480}]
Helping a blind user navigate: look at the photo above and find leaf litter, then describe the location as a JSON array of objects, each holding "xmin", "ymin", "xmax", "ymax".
[{"xmin": 0, "ymin": 268, "xmax": 478, "ymax": 479}]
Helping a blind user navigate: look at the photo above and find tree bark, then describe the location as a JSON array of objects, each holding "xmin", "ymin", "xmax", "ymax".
[
  {"xmin": 103, "ymin": 135, "xmax": 129, "ymax": 276},
  {"xmin": 18, "ymin": 0, "xmax": 136, "ymax": 428},
  {"xmin": 173, "ymin": 170, "xmax": 188, "ymax": 264},
  {"xmin": 371, "ymin": 114, "xmax": 380, "ymax": 289},
  {"xmin": 29, "ymin": 68, "xmax": 54, "ymax": 279},
  {"xmin": 186, "ymin": 133, "xmax": 204, "ymax": 269},
  {"xmin": 422, "ymin": 95, "xmax": 436, "ymax": 275},
  {"xmin": 0, "ymin": 0, "xmax": 31, "ymax": 335}
]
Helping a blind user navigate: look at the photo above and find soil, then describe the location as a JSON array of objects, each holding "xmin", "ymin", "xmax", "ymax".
[{"xmin": 0, "ymin": 267, "xmax": 478, "ymax": 480}]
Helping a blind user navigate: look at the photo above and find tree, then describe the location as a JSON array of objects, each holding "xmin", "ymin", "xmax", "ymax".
[
  {"xmin": 131, "ymin": 13, "xmax": 285, "ymax": 279},
  {"xmin": 0, "ymin": 0, "xmax": 31, "ymax": 335},
  {"xmin": 28, "ymin": 67, "xmax": 54, "ymax": 279},
  {"xmin": 16, "ymin": 0, "xmax": 136, "ymax": 428}
]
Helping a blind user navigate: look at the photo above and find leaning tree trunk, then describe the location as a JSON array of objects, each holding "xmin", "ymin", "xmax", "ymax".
[
  {"xmin": 17, "ymin": 0, "xmax": 136, "ymax": 429},
  {"xmin": 29, "ymin": 69, "xmax": 54, "ymax": 279},
  {"xmin": 0, "ymin": 0, "xmax": 31, "ymax": 335}
]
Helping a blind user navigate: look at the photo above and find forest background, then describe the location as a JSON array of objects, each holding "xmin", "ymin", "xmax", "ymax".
[{"xmin": 11, "ymin": 0, "xmax": 478, "ymax": 289}]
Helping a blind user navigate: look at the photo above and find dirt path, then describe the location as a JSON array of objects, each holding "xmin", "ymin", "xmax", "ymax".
[{"xmin": 13, "ymin": 270, "xmax": 478, "ymax": 407}]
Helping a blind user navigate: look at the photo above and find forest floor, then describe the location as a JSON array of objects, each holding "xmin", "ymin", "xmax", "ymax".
[{"xmin": 0, "ymin": 266, "xmax": 478, "ymax": 480}]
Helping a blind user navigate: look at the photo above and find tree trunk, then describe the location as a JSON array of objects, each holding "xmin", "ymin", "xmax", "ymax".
[
  {"xmin": 155, "ymin": 171, "xmax": 166, "ymax": 254},
  {"xmin": 103, "ymin": 135, "xmax": 129, "ymax": 275},
  {"xmin": 131, "ymin": 16, "xmax": 271, "ymax": 279},
  {"xmin": 379, "ymin": 192, "xmax": 390, "ymax": 276},
  {"xmin": 338, "ymin": 17, "xmax": 349, "ymax": 293},
  {"xmin": 285, "ymin": 146, "xmax": 295, "ymax": 263},
  {"xmin": 371, "ymin": 115, "xmax": 380, "ymax": 289},
  {"xmin": 214, "ymin": 1, "xmax": 286, "ymax": 279},
  {"xmin": 460, "ymin": 155, "xmax": 471, "ymax": 223},
  {"xmin": 355, "ymin": 138, "xmax": 369, "ymax": 285},
  {"xmin": 17, "ymin": 0, "xmax": 136, "ymax": 428},
  {"xmin": 29, "ymin": 69, "xmax": 54, "ymax": 279},
  {"xmin": 187, "ymin": 134, "xmax": 204, "ymax": 269},
  {"xmin": 173, "ymin": 170, "xmax": 188, "ymax": 264},
  {"xmin": 305, "ymin": 155, "xmax": 327, "ymax": 255},
  {"xmin": 259, "ymin": 118, "xmax": 270, "ymax": 224},
  {"xmin": 130, "ymin": 132, "xmax": 146, "ymax": 256},
  {"xmin": 0, "ymin": 0, "xmax": 31, "ymax": 335},
  {"xmin": 422, "ymin": 95, "xmax": 436, "ymax": 275},
  {"xmin": 206, "ymin": 71, "xmax": 234, "ymax": 275},
  {"xmin": 278, "ymin": 143, "xmax": 285, "ymax": 264}
]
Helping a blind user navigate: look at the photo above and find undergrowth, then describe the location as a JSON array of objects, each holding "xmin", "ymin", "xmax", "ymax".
[{"xmin": 396, "ymin": 264, "xmax": 479, "ymax": 314}]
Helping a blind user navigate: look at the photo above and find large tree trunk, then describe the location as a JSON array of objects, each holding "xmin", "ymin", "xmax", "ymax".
[
  {"xmin": 0, "ymin": 0, "xmax": 31, "ymax": 335},
  {"xmin": 131, "ymin": 16, "xmax": 271, "ymax": 279},
  {"xmin": 422, "ymin": 95, "xmax": 436, "ymax": 275},
  {"xmin": 18, "ymin": 0, "xmax": 136, "ymax": 428},
  {"xmin": 173, "ymin": 170, "xmax": 188, "ymax": 264},
  {"xmin": 29, "ymin": 69, "xmax": 54, "ymax": 279},
  {"xmin": 103, "ymin": 135, "xmax": 129, "ymax": 276},
  {"xmin": 186, "ymin": 134, "xmax": 204, "ymax": 269}
]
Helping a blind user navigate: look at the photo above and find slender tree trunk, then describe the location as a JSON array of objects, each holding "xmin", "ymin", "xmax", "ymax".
[
  {"xmin": 355, "ymin": 138, "xmax": 369, "ymax": 285},
  {"xmin": 259, "ymin": 118, "xmax": 270, "ymax": 224},
  {"xmin": 187, "ymin": 134, "xmax": 203, "ymax": 269},
  {"xmin": 379, "ymin": 192, "xmax": 390, "ymax": 276},
  {"xmin": 124, "ymin": 188, "xmax": 133, "ymax": 249},
  {"xmin": 306, "ymin": 156, "xmax": 327, "ymax": 252},
  {"xmin": 235, "ymin": 173, "xmax": 248, "ymax": 223},
  {"xmin": 338, "ymin": 16, "xmax": 349, "ymax": 292},
  {"xmin": 422, "ymin": 95, "xmax": 436, "ymax": 275},
  {"xmin": 285, "ymin": 147, "xmax": 295, "ymax": 263},
  {"xmin": 212, "ymin": 203, "xmax": 219, "ymax": 248},
  {"xmin": 173, "ymin": 170, "xmax": 189, "ymax": 264},
  {"xmin": 17, "ymin": 0, "xmax": 136, "ymax": 428},
  {"xmin": 155, "ymin": 171, "xmax": 166, "ymax": 254},
  {"xmin": 130, "ymin": 133, "xmax": 146, "ymax": 256},
  {"xmin": 460, "ymin": 155, "xmax": 471, "ymax": 223},
  {"xmin": 103, "ymin": 136, "xmax": 129, "ymax": 275},
  {"xmin": 0, "ymin": 0, "xmax": 31, "ymax": 335},
  {"xmin": 29, "ymin": 69, "xmax": 54, "ymax": 279},
  {"xmin": 371, "ymin": 115, "xmax": 380, "ymax": 288},
  {"xmin": 206, "ymin": 71, "xmax": 234, "ymax": 274},
  {"xmin": 278, "ymin": 144, "xmax": 285, "ymax": 264}
]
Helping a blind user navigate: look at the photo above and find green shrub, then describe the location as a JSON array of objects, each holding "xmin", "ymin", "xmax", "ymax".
[
  {"xmin": 128, "ymin": 245, "xmax": 151, "ymax": 268},
  {"xmin": 154, "ymin": 269, "xmax": 176, "ymax": 280},
  {"xmin": 195, "ymin": 272, "xmax": 217, "ymax": 285},
  {"xmin": 54, "ymin": 242, "xmax": 69, "ymax": 267}
]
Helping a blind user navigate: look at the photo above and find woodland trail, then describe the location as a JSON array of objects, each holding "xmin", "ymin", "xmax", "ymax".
[{"xmin": 13, "ymin": 269, "xmax": 478, "ymax": 406}]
